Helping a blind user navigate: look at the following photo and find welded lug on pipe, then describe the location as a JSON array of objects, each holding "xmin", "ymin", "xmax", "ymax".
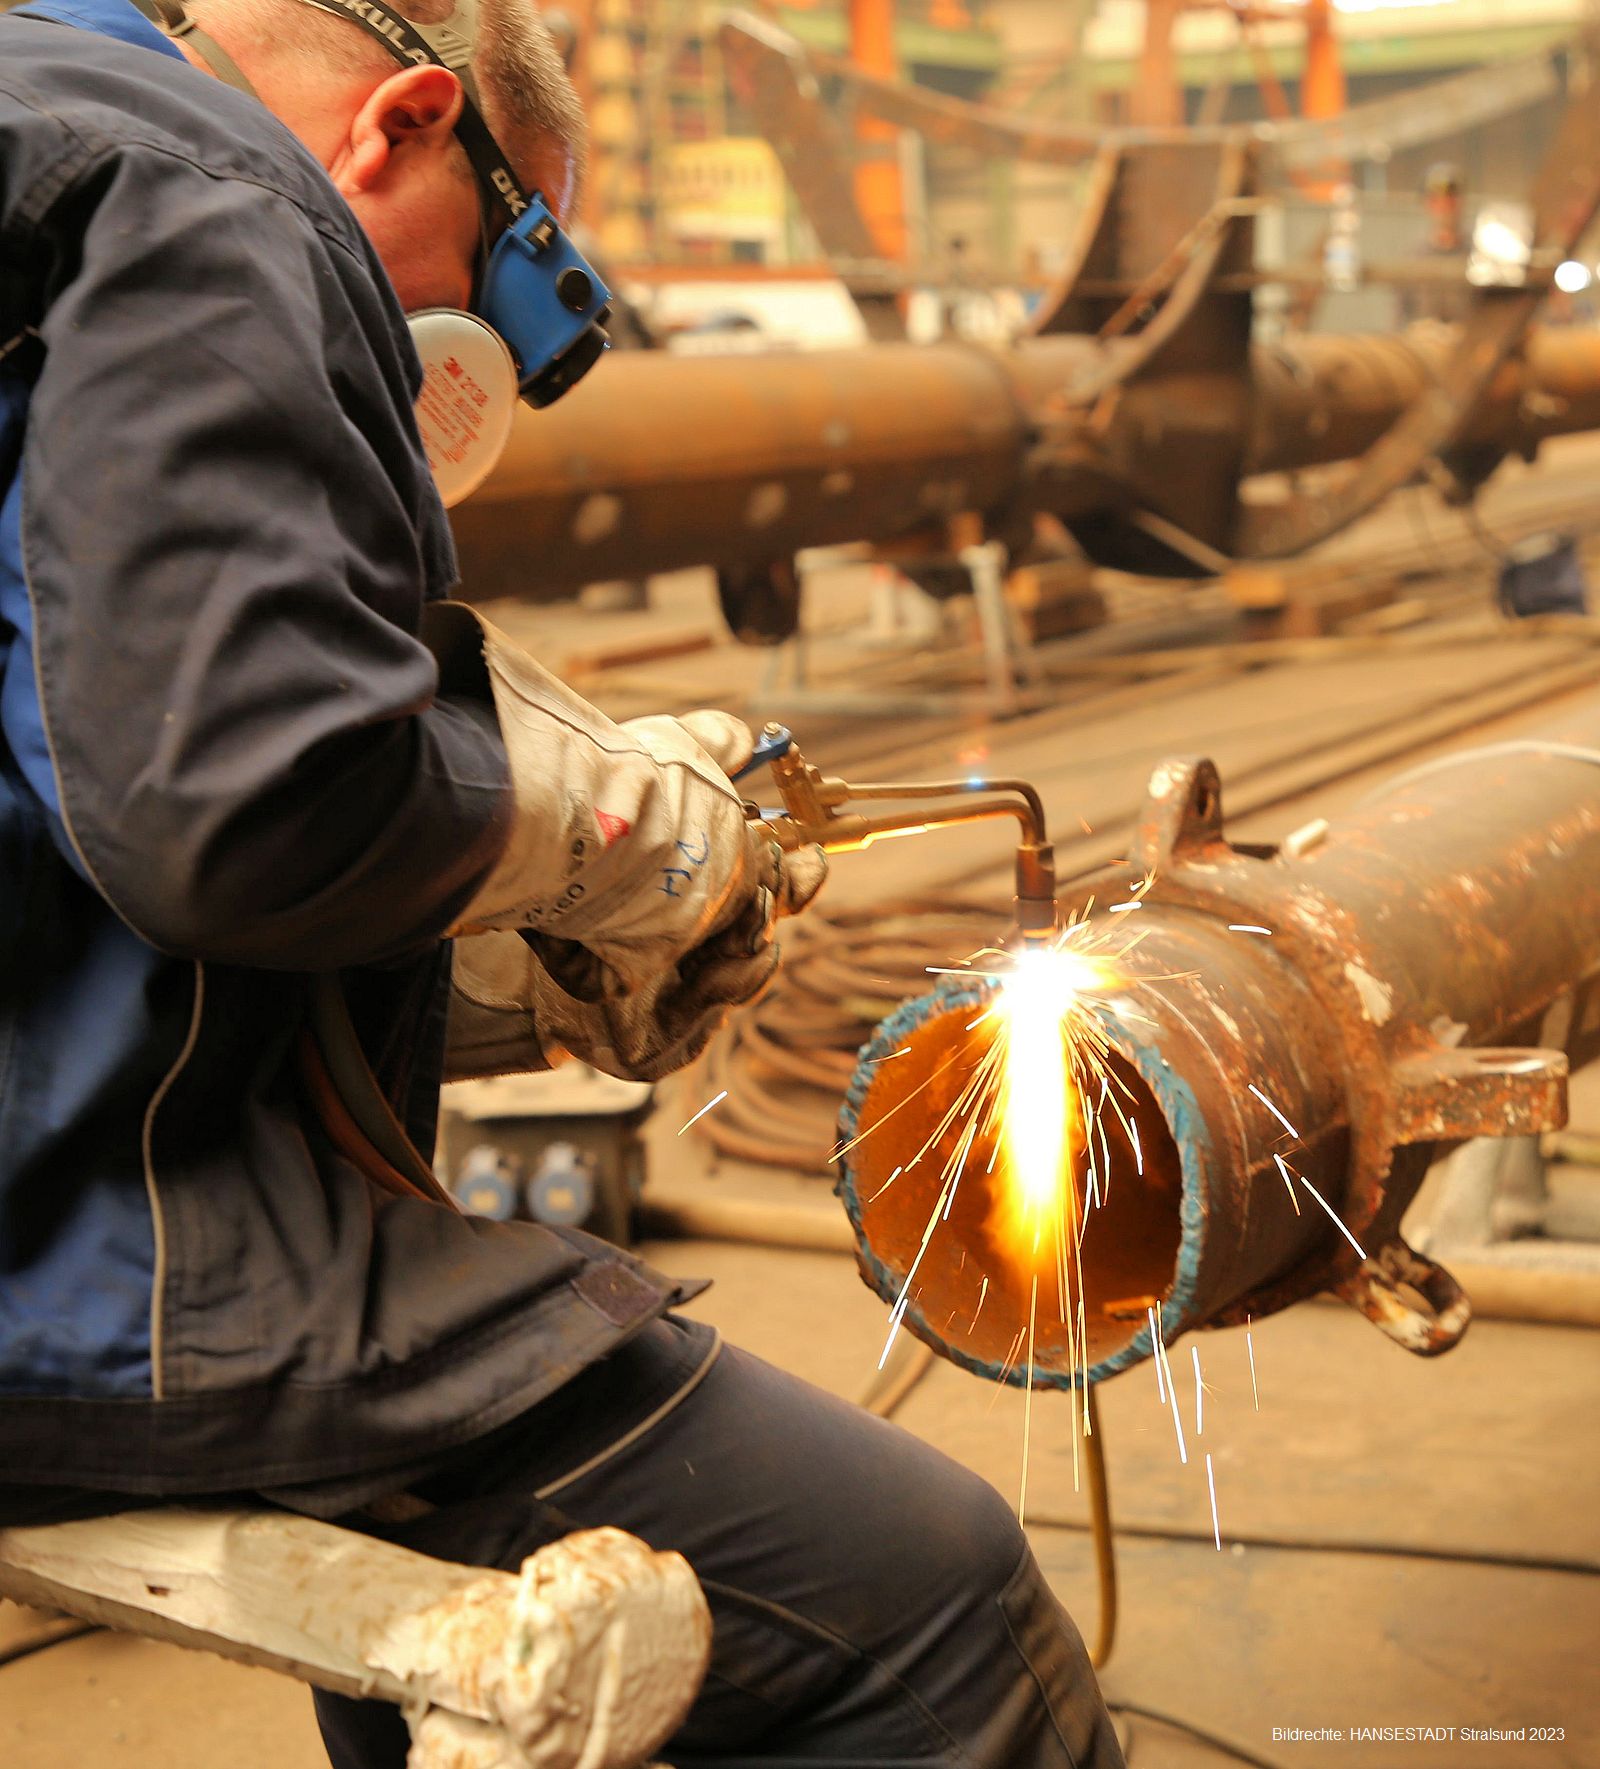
[
  {"xmin": 1333, "ymin": 1236, "xmax": 1472, "ymax": 1358},
  {"xmin": 839, "ymin": 728, "xmax": 1600, "ymax": 1387}
]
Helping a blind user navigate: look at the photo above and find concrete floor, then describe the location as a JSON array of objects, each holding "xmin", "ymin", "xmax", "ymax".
[
  {"xmin": 651, "ymin": 1242, "xmax": 1600, "ymax": 1769},
  {"xmin": 4, "ymin": 1237, "xmax": 1596, "ymax": 1767}
]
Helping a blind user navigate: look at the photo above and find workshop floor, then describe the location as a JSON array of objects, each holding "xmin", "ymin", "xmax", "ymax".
[
  {"xmin": 7, "ymin": 447, "xmax": 1600, "ymax": 1767},
  {"xmin": 3, "ymin": 1251, "xmax": 1596, "ymax": 1769}
]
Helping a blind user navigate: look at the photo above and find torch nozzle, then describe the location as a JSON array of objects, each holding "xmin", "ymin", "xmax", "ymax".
[
  {"xmin": 1013, "ymin": 841, "xmax": 1060, "ymax": 944},
  {"xmin": 746, "ymin": 726, "xmax": 1059, "ymax": 939}
]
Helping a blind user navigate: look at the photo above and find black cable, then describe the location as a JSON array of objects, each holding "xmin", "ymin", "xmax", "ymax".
[
  {"xmin": 1025, "ymin": 1510, "xmax": 1598, "ymax": 1579},
  {"xmin": 1113, "ymin": 1701, "xmax": 1284, "ymax": 1769},
  {"xmin": 0, "ymin": 1622, "xmax": 103, "ymax": 1671}
]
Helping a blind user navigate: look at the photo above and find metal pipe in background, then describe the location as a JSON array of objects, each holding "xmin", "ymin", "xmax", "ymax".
[
  {"xmin": 836, "ymin": 713, "xmax": 1600, "ymax": 1388},
  {"xmin": 1243, "ymin": 327, "xmax": 1600, "ymax": 473},
  {"xmin": 452, "ymin": 327, "xmax": 1600, "ymax": 598},
  {"xmin": 451, "ymin": 341, "xmax": 1035, "ymax": 594}
]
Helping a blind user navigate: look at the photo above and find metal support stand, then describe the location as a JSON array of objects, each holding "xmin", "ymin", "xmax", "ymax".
[
  {"xmin": 962, "ymin": 540, "xmax": 1043, "ymax": 716},
  {"xmin": 757, "ymin": 545, "xmax": 1044, "ymax": 721}
]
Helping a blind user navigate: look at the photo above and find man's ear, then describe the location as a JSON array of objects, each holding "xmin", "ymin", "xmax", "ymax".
[{"xmin": 339, "ymin": 64, "xmax": 465, "ymax": 195}]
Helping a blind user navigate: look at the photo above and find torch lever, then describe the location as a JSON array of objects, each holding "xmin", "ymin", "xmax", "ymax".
[{"xmin": 742, "ymin": 723, "xmax": 1059, "ymax": 941}]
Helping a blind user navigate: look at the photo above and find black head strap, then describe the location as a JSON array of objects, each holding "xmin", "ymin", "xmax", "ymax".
[
  {"xmin": 129, "ymin": 0, "xmax": 529, "ymax": 231},
  {"xmin": 128, "ymin": 0, "xmax": 261, "ymax": 97},
  {"xmin": 293, "ymin": 0, "xmax": 528, "ymax": 227}
]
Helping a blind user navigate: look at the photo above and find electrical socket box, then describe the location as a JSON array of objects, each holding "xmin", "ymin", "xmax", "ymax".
[{"xmin": 437, "ymin": 1067, "xmax": 654, "ymax": 1248}]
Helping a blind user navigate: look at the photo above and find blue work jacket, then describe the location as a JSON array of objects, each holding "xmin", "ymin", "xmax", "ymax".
[{"xmin": 0, "ymin": 0, "xmax": 674, "ymax": 1502}]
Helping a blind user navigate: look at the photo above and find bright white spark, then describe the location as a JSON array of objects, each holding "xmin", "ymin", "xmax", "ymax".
[
  {"xmin": 1160, "ymin": 1333, "xmax": 1188, "ymax": 1465},
  {"xmin": 995, "ymin": 1326, "xmax": 1027, "ymax": 1390},
  {"xmin": 866, "ymin": 1165, "xmax": 904, "ymax": 1204},
  {"xmin": 1131, "ymin": 1118, "xmax": 1144, "ymax": 1176},
  {"xmin": 877, "ymin": 1168, "xmax": 956, "ymax": 1368},
  {"xmin": 1019, "ymin": 1274, "xmax": 1039, "ymax": 1523},
  {"xmin": 877, "ymin": 1292, "xmax": 912, "ymax": 1370},
  {"xmin": 1108, "ymin": 901, "xmax": 1142, "ymax": 914},
  {"xmin": 1246, "ymin": 1316, "xmax": 1260, "ymax": 1412},
  {"xmin": 1191, "ymin": 1344, "xmax": 1205, "ymax": 1437},
  {"xmin": 1229, "ymin": 924, "xmax": 1272, "ymax": 936},
  {"xmin": 677, "ymin": 1090, "xmax": 728, "ymax": 1135},
  {"xmin": 1151, "ymin": 1302, "xmax": 1186, "ymax": 1464},
  {"xmin": 1296, "ymin": 1174, "xmax": 1368, "ymax": 1260},
  {"xmin": 1206, "ymin": 1452, "xmax": 1221, "ymax": 1551},
  {"xmin": 1274, "ymin": 1153, "xmax": 1302, "ymax": 1215},
  {"xmin": 1148, "ymin": 1304, "xmax": 1166, "ymax": 1403},
  {"xmin": 1248, "ymin": 1082, "xmax": 1300, "ymax": 1140}
]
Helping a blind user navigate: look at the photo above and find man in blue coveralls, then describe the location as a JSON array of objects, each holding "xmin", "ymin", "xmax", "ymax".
[{"xmin": 0, "ymin": 1, "xmax": 1122, "ymax": 1762}]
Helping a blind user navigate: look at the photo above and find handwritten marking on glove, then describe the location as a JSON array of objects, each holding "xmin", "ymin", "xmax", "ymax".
[{"xmin": 660, "ymin": 829, "xmax": 711, "ymax": 897}]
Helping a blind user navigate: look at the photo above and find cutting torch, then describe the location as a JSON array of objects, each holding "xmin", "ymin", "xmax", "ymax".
[{"xmin": 735, "ymin": 723, "xmax": 1059, "ymax": 942}]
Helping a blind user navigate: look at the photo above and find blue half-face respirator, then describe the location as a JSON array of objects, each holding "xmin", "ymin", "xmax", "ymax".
[{"xmin": 480, "ymin": 194, "xmax": 611, "ymax": 410}]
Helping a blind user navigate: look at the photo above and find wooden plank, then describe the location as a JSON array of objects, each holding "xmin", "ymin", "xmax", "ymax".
[{"xmin": 0, "ymin": 1510, "xmax": 708, "ymax": 1769}]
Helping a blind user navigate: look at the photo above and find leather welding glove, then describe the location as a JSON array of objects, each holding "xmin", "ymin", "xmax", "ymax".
[
  {"xmin": 426, "ymin": 603, "xmax": 826, "ymax": 1075},
  {"xmin": 446, "ymin": 919, "xmax": 778, "ymax": 1083}
]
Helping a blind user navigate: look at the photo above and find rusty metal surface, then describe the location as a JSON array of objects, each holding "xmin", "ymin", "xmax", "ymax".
[
  {"xmin": 454, "ymin": 38, "xmax": 1600, "ymax": 602},
  {"xmin": 723, "ymin": 15, "xmax": 1561, "ymax": 177},
  {"xmin": 1236, "ymin": 60, "xmax": 1600, "ymax": 557},
  {"xmin": 718, "ymin": 14, "xmax": 903, "ymax": 341},
  {"xmin": 838, "ymin": 714, "xmax": 1600, "ymax": 1386},
  {"xmin": 1030, "ymin": 139, "xmax": 1256, "ymax": 350},
  {"xmin": 454, "ymin": 323, "xmax": 1600, "ymax": 597},
  {"xmin": 448, "ymin": 35, "xmax": 1600, "ymax": 600},
  {"xmin": 1268, "ymin": 50, "xmax": 1562, "ymax": 172},
  {"xmin": 1126, "ymin": 724, "xmax": 1600, "ymax": 1329},
  {"xmin": 452, "ymin": 342, "xmax": 1031, "ymax": 594},
  {"xmin": 503, "ymin": 19, "xmax": 1600, "ymax": 602},
  {"xmin": 1244, "ymin": 327, "xmax": 1600, "ymax": 474}
]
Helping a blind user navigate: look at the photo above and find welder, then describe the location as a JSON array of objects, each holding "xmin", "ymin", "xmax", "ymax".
[{"xmin": 0, "ymin": 2, "xmax": 1122, "ymax": 1763}]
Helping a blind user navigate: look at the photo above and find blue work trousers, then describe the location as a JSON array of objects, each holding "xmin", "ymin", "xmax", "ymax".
[{"xmin": 313, "ymin": 1318, "xmax": 1125, "ymax": 1769}]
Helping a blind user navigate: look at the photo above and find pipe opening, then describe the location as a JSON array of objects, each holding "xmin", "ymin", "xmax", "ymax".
[{"xmin": 842, "ymin": 989, "xmax": 1186, "ymax": 1387}]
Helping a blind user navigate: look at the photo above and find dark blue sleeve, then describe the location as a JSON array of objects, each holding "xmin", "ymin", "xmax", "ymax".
[{"xmin": 17, "ymin": 142, "xmax": 513, "ymax": 968}]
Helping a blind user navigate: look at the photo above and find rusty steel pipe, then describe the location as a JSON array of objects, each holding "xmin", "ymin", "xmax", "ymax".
[
  {"xmin": 836, "ymin": 713, "xmax": 1600, "ymax": 1388},
  {"xmin": 451, "ymin": 326, "xmax": 1600, "ymax": 597},
  {"xmin": 1243, "ymin": 327, "xmax": 1600, "ymax": 474},
  {"xmin": 450, "ymin": 342, "xmax": 1034, "ymax": 594}
]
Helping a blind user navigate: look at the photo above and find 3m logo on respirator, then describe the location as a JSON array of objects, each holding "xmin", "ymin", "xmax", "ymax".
[{"xmin": 441, "ymin": 358, "xmax": 489, "ymax": 408}]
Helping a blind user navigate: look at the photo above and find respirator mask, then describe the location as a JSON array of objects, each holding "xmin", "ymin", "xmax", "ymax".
[
  {"xmin": 406, "ymin": 186, "xmax": 610, "ymax": 507},
  {"xmin": 134, "ymin": 0, "xmax": 611, "ymax": 507}
]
